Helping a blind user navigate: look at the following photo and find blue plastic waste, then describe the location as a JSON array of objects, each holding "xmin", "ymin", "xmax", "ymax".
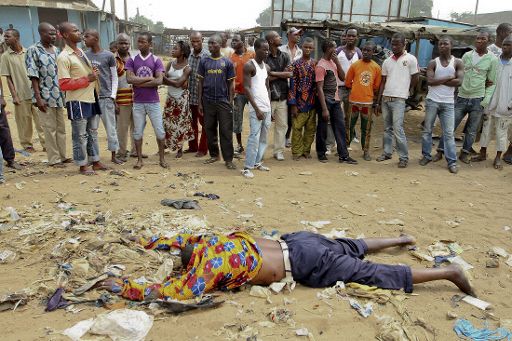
[{"xmin": 454, "ymin": 319, "xmax": 512, "ymax": 341}]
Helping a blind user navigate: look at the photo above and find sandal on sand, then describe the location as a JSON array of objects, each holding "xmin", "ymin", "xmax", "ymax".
[
  {"xmin": 80, "ymin": 169, "xmax": 96, "ymax": 176},
  {"xmin": 225, "ymin": 161, "xmax": 237, "ymax": 170},
  {"xmin": 204, "ymin": 157, "xmax": 219, "ymax": 164}
]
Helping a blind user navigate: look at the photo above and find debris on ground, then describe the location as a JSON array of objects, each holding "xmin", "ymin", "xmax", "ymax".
[
  {"xmin": 250, "ymin": 286, "xmax": 273, "ymax": 303},
  {"xmin": 193, "ymin": 192, "xmax": 220, "ymax": 200},
  {"xmin": 300, "ymin": 220, "xmax": 331, "ymax": 230},
  {"xmin": 376, "ymin": 315, "xmax": 412, "ymax": 341},
  {"xmin": 378, "ymin": 219, "xmax": 405, "ymax": 226},
  {"xmin": 0, "ymin": 293, "xmax": 28, "ymax": 312},
  {"xmin": 453, "ymin": 319, "xmax": 512, "ymax": 340},
  {"xmin": 160, "ymin": 199, "xmax": 201, "ymax": 210},
  {"xmin": 349, "ymin": 298, "xmax": 373, "ymax": 318},
  {"xmin": 461, "ymin": 296, "xmax": 492, "ymax": 311},
  {"xmin": 150, "ymin": 295, "xmax": 223, "ymax": 314},
  {"xmin": 268, "ymin": 307, "xmax": 294, "ymax": 325}
]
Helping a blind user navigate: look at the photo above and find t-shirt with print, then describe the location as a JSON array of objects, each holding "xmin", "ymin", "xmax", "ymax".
[
  {"xmin": 125, "ymin": 52, "xmax": 165, "ymax": 103},
  {"xmin": 382, "ymin": 52, "xmax": 418, "ymax": 99},
  {"xmin": 197, "ymin": 56, "xmax": 235, "ymax": 102},
  {"xmin": 345, "ymin": 59, "xmax": 382, "ymax": 104},
  {"xmin": 86, "ymin": 49, "xmax": 117, "ymax": 98},
  {"xmin": 315, "ymin": 58, "xmax": 340, "ymax": 101}
]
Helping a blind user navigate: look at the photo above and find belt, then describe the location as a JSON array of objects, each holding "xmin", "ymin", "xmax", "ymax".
[
  {"xmin": 278, "ymin": 239, "xmax": 294, "ymax": 281},
  {"xmin": 382, "ymin": 96, "xmax": 405, "ymax": 102}
]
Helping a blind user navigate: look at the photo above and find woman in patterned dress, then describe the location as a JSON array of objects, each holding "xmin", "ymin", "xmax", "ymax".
[{"xmin": 163, "ymin": 41, "xmax": 194, "ymax": 158}]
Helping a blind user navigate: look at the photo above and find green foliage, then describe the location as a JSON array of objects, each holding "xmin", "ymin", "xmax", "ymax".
[
  {"xmin": 409, "ymin": 0, "xmax": 433, "ymax": 17},
  {"xmin": 449, "ymin": 11, "xmax": 474, "ymax": 22},
  {"xmin": 256, "ymin": 6, "xmax": 271, "ymax": 26},
  {"xmin": 129, "ymin": 14, "xmax": 165, "ymax": 33}
]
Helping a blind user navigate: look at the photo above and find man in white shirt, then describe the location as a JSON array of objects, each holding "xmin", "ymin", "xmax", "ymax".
[
  {"xmin": 375, "ymin": 33, "xmax": 419, "ymax": 168},
  {"xmin": 279, "ymin": 27, "xmax": 303, "ymax": 62}
]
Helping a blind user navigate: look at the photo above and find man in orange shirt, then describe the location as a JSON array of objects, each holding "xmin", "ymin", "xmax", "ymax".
[
  {"xmin": 231, "ymin": 33, "xmax": 255, "ymax": 154},
  {"xmin": 344, "ymin": 41, "xmax": 382, "ymax": 161}
]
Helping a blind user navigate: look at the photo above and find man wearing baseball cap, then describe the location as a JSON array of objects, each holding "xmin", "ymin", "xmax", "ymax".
[{"xmin": 279, "ymin": 27, "xmax": 303, "ymax": 62}]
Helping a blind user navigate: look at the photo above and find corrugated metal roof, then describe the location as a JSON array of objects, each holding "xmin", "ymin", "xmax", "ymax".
[{"xmin": 0, "ymin": 0, "xmax": 99, "ymax": 11}]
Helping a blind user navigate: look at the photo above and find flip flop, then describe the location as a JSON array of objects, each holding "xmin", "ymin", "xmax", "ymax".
[
  {"xmin": 80, "ymin": 169, "xmax": 96, "ymax": 176},
  {"xmin": 204, "ymin": 157, "xmax": 219, "ymax": 164}
]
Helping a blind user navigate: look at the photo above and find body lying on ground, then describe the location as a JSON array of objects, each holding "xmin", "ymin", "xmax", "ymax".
[{"xmin": 97, "ymin": 231, "xmax": 474, "ymax": 301}]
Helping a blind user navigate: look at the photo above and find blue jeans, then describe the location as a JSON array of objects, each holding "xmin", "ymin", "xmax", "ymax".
[
  {"xmin": 71, "ymin": 115, "xmax": 100, "ymax": 167},
  {"xmin": 438, "ymin": 96, "xmax": 483, "ymax": 154},
  {"xmin": 382, "ymin": 98, "xmax": 408, "ymax": 161},
  {"xmin": 316, "ymin": 99, "xmax": 349, "ymax": 159},
  {"xmin": 132, "ymin": 102, "xmax": 165, "ymax": 140},
  {"xmin": 99, "ymin": 97, "xmax": 120, "ymax": 152},
  {"xmin": 422, "ymin": 99, "xmax": 457, "ymax": 166},
  {"xmin": 244, "ymin": 108, "xmax": 271, "ymax": 169}
]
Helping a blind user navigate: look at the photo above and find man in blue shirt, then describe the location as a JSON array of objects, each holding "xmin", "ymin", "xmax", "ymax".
[{"xmin": 197, "ymin": 34, "xmax": 236, "ymax": 170}]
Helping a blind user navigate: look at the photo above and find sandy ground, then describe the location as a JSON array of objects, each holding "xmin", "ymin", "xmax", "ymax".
[{"xmin": 0, "ymin": 87, "xmax": 511, "ymax": 341}]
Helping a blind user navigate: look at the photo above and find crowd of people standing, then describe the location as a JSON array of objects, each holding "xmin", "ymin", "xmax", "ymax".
[{"xmin": 0, "ymin": 21, "xmax": 511, "ymax": 183}]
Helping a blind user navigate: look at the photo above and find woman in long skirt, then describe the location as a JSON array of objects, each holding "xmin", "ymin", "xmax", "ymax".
[{"xmin": 163, "ymin": 41, "xmax": 194, "ymax": 158}]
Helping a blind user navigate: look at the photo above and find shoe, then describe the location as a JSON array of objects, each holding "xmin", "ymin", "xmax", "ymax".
[
  {"xmin": 204, "ymin": 157, "xmax": 219, "ymax": 164},
  {"xmin": 274, "ymin": 152, "xmax": 285, "ymax": 161},
  {"xmin": 363, "ymin": 152, "xmax": 371, "ymax": 161},
  {"xmin": 471, "ymin": 154, "xmax": 486, "ymax": 162},
  {"xmin": 419, "ymin": 157, "xmax": 431, "ymax": 166},
  {"xmin": 325, "ymin": 148, "xmax": 332, "ymax": 155},
  {"xmin": 285, "ymin": 138, "xmax": 292, "ymax": 148},
  {"xmin": 241, "ymin": 168, "xmax": 254, "ymax": 178},
  {"xmin": 458, "ymin": 152, "xmax": 470, "ymax": 164},
  {"xmin": 339, "ymin": 156, "xmax": 358, "ymax": 165},
  {"xmin": 448, "ymin": 165, "xmax": 459, "ymax": 174},
  {"xmin": 6, "ymin": 161, "xmax": 22, "ymax": 170},
  {"xmin": 318, "ymin": 154, "xmax": 328, "ymax": 163},
  {"xmin": 235, "ymin": 145, "xmax": 244, "ymax": 154},
  {"xmin": 353, "ymin": 137, "xmax": 360, "ymax": 144},
  {"xmin": 398, "ymin": 160, "xmax": 408, "ymax": 168},
  {"xmin": 432, "ymin": 152, "xmax": 443, "ymax": 162},
  {"xmin": 376, "ymin": 154, "xmax": 392, "ymax": 162},
  {"xmin": 254, "ymin": 162, "xmax": 270, "ymax": 171},
  {"xmin": 225, "ymin": 161, "xmax": 237, "ymax": 170}
]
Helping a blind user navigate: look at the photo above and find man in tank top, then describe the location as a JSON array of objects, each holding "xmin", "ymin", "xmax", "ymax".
[
  {"xmin": 421, "ymin": 36, "xmax": 464, "ymax": 174},
  {"xmin": 241, "ymin": 38, "xmax": 272, "ymax": 179}
]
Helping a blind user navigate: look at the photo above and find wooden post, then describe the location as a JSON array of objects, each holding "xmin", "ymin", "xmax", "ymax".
[{"xmin": 473, "ymin": 0, "xmax": 479, "ymax": 25}]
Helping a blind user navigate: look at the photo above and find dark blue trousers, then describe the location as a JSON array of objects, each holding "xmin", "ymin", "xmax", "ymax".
[
  {"xmin": 315, "ymin": 99, "xmax": 349, "ymax": 159},
  {"xmin": 281, "ymin": 231, "xmax": 413, "ymax": 293}
]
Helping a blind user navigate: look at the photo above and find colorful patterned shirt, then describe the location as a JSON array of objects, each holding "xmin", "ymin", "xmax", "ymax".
[
  {"xmin": 188, "ymin": 49, "xmax": 210, "ymax": 105},
  {"xmin": 119, "ymin": 232, "xmax": 263, "ymax": 301},
  {"xmin": 288, "ymin": 58, "xmax": 316, "ymax": 113},
  {"xmin": 25, "ymin": 42, "xmax": 64, "ymax": 107}
]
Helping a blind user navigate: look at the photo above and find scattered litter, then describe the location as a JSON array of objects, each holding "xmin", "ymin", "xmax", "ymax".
[
  {"xmin": 15, "ymin": 182, "xmax": 25, "ymax": 190},
  {"xmin": 375, "ymin": 207, "xmax": 386, "ymax": 213},
  {"xmin": 193, "ymin": 192, "xmax": 220, "ymax": 200},
  {"xmin": 446, "ymin": 217, "xmax": 464, "ymax": 228},
  {"xmin": 345, "ymin": 283, "xmax": 391, "ymax": 304},
  {"xmin": 237, "ymin": 214, "xmax": 254, "ymax": 221},
  {"xmin": 4, "ymin": 207, "xmax": 20, "ymax": 221},
  {"xmin": 269, "ymin": 282, "xmax": 286, "ymax": 294},
  {"xmin": 295, "ymin": 328, "xmax": 310, "ymax": 336},
  {"xmin": 447, "ymin": 311, "xmax": 458, "ymax": 320},
  {"xmin": 0, "ymin": 250, "xmax": 16, "ymax": 263},
  {"xmin": 160, "ymin": 199, "xmax": 201, "ymax": 210},
  {"xmin": 300, "ymin": 220, "xmax": 331, "ymax": 229},
  {"xmin": 268, "ymin": 307, "xmax": 294, "ymax": 324},
  {"xmin": 261, "ymin": 229, "xmax": 279, "ymax": 238},
  {"xmin": 410, "ymin": 179, "xmax": 421, "ymax": 185},
  {"xmin": 153, "ymin": 295, "xmax": 223, "ymax": 314},
  {"xmin": 453, "ymin": 319, "xmax": 512, "ymax": 340},
  {"xmin": 378, "ymin": 219, "xmax": 405, "ymax": 226},
  {"xmin": 506, "ymin": 257, "xmax": 512, "ymax": 268},
  {"xmin": 345, "ymin": 171, "xmax": 359, "ymax": 177},
  {"xmin": 448, "ymin": 243, "xmax": 464, "ymax": 255},
  {"xmin": 462, "ymin": 296, "xmax": 492, "ymax": 310},
  {"xmin": 299, "ymin": 171, "xmax": 312, "ymax": 176},
  {"xmin": 504, "ymin": 226, "xmax": 511, "ymax": 232},
  {"xmin": 349, "ymin": 299, "xmax": 373, "ymax": 318},
  {"xmin": 0, "ymin": 293, "xmax": 28, "ymax": 312},
  {"xmin": 410, "ymin": 250, "xmax": 435, "ymax": 262},
  {"xmin": 322, "ymin": 228, "xmax": 347, "ymax": 239},
  {"xmin": 250, "ymin": 286, "xmax": 272, "ymax": 303},
  {"xmin": 376, "ymin": 315, "xmax": 411, "ymax": 341},
  {"xmin": 486, "ymin": 259, "xmax": 499, "ymax": 268},
  {"xmin": 63, "ymin": 309, "xmax": 153, "ymax": 341},
  {"xmin": 92, "ymin": 187, "xmax": 103, "ymax": 193},
  {"xmin": 73, "ymin": 273, "xmax": 109, "ymax": 296},
  {"xmin": 257, "ymin": 321, "xmax": 275, "ymax": 328},
  {"xmin": 46, "ymin": 287, "xmax": 69, "ymax": 312},
  {"xmin": 154, "ymin": 258, "xmax": 174, "ymax": 282},
  {"xmin": 448, "ymin": 256, "xmax": 474, "ymax": 271},
  {"xmin": 491, "ymin": 247, "xmax": 508, "ymax": 258}
]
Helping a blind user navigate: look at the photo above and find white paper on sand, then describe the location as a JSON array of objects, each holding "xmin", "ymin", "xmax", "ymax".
[
  {"xmin": 448, "ymin": 256, "xmax": 474, "ymax": 271},
  {"xmin": 462, "ymin": 296, "xmax": 492, "ymax": 310}
]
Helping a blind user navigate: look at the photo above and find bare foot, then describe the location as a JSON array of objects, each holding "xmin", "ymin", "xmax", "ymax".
[
  {"xmin": 112, "ymin": 157, "xmax": 124, "ymax": 165},
  {"xmin": 92, "ymin": 162, "xmax": 109, "ymax": 171},
  {"xmin": 79, "ymin": 166, "xmax": 96, "ymax": 176},
  {"xmin": 399, "ymin": 234, "xmax": 416, "ymax": 246},
  {"xmin": 133, "ymin": 160, "xmax": 143, "ymax": 170},
  {"xmin": 494, "ymin": 157, "xmax": 503, "ymax": 170},
  {"xmin": 447, "ymin": 264, "xmax": 476, "ymax": 297}
]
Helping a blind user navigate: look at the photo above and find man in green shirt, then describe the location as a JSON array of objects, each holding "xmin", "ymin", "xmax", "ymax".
[{"xmin": 434, "ymin": 32, "xmax": 498, "ymax": 164}]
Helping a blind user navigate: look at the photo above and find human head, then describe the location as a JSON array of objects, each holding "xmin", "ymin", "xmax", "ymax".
[
  {"xmin": 345, "ymin": 28, "xmax": 358, "ymax": 48},
  {"xmin": 391, "ymin": 32, "xmax": 406, "ymax": 55},
  {"xmin": 248, "ymin": 36, "xmax": 255, "ymax": 47},
  {"xmin": 496, "ymin": 23, "xmax": 512, "ymax": 46},
  {"xmin": 361, "ymin": 41, "xmax": 376, "ymax": 61},
  {"xmin": 340, "ymin": 29, "xmax": 348, "ymax": 46},
  {"xmin": 4, "ymin": 29, "xmax": 20, "ymax": 48},
  {"xmin": 475, "ymin": 31, "xmax": 490, "ymax": 52},
  {"xmin": 38, "ymin": 22, "xmax": 57, "ymax": 45},
  {"xmin": 189, "ymin": 31, "xmax": 203, "ymax": 53},
  {"xmin": 109, "ymin": 41, "xmax": 117, "ymax": 53},
  {"xmin": 254, "ymin": 38, "xmax": 269, "ymax": 61},
  {"xmin": 265, "ymin": 30, "xmax": 282, "ymax": 48},
  {"xmin": 83, "ymin": 29, "xmax": 99, "ymax": 49},
  {"xmin": 181, "ymin": 243, "xmax": 194, "ymax": 269},
  {"xmin": 501, "ymin": 35, "xmax": 512, "ymax": 58},
  {"xmin": 287, "ymin": 27, "xmax": 302, "ymax": 45},
  {"xmin": 59, "ymin": 22, "xmax": 82, "ymax": 45},
  {"xmin": 301, "ymin": 37, "xmax": 315, "ymax": 58},
  {"xmin": 220, "ymin": 32, "xmax": 229, "ymax": 48},
  {"xmin": 116, "ymin": 33, "xmax": 130, "ymax": 54},
  {"xmin": 437, "ymin": 35, "xmax": 453, "ymax": 56},
  {"xmin": 137, "ymin": 32, "xmax": 152, "ymax": 54},
  {"xmin": 0, "ymin": 28, "xmax": 3, "ymax": 35},
  {"xmin": 231, "ymin": 33, "xmax": 245, "ymax": 52},
  {"xmin": 321, "ymin": 39, "xmax": 336, "ymax": 58},
  {"xmin": 172, "ymin": 40, "xmax": 191, "ymax": 59},
  {"xmin": 208, "ymin": 34, "xmax": 222, "ymax": 56}
]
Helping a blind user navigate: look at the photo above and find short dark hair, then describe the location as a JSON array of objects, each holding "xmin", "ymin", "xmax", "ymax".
[
  {"xmin": 176, "ymin": 40, "xmax": 191, "ymax": 58},
  {"xmin": 234, "ymin": 32, "xmax": 245, "ymax": 42},
  {"xmin": 497, "ymin": 23, "xmax": 512, "ymax": 35},
  {"xmin": 254, "ymin": 38, "xmax": 267, "ymax": 50},
  {"xmin": 363, "ymin": 40, "xmax": 376, "ymax": 49},
  {"xmin": 138, "ymin": 32, "xmax": 152, "ymax": 43},
  {"xmin": 391, "ymin": 32, "xmax": 406, "ymax": 43},
  {"xmin": 302, "ymin": 37, "xmax": 314, "ymax": 46},
  {"xmin": 109, "ymin": 41, "xmax": 117, "ymax": 47},
  {"xmin": 477, "ymin": 31, "xmax": 491, "ymax": 39},
  {"xmin": 438, "ymin": 35, "xmax": 453, "ymax": 45},
  {"xmin": 5, "ymin": 28, "xmax": 19, "ymax": 38},
  {"xmin": 321, "ymin": 39, "xmax": 335, "ymax": 53}
]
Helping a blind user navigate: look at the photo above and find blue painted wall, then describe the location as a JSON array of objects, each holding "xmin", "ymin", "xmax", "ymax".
[{"xmin": 0, "ymin": 6, "xmax": 114, "ymax": 50}]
